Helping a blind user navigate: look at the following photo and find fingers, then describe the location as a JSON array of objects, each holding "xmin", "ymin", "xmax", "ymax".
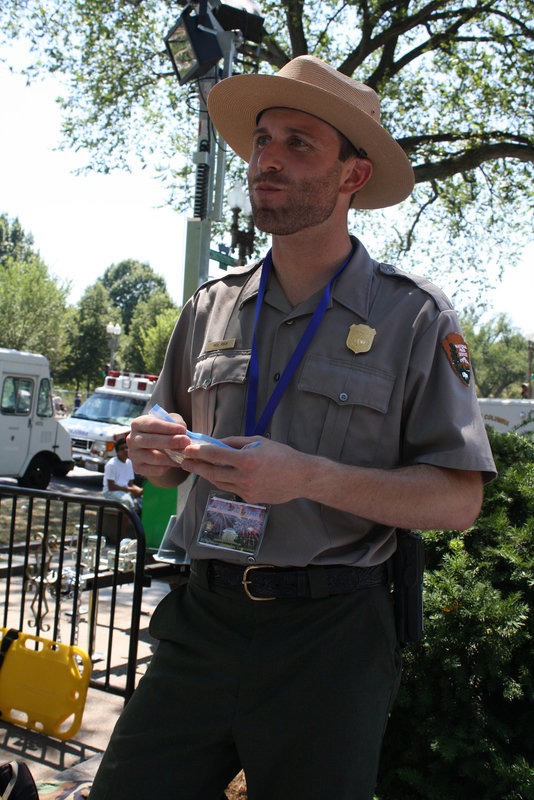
[
  {"xmin": 179, "ymin": 441, "xmax": 266, "ymax": 501},
  {"xmin": 130, "ymin": 412, "xmax": 187, "ymax": 437},
  {"xmin": 127, "ymin": 413, "xmax": 190, "ymax": 476}
]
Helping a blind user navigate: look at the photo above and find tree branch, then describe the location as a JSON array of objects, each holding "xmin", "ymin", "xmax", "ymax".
[
  {"xmin": 367, "ymin": 2, "xmax": 493, "ymax": 87},
  {"xmin": 259, "ymin": 34, "xmax": 291, "ymax": 69},
  {"xmin": 339, "ymin": 0, "xmax": 451, "ymax": 75},
  {"xmin": 401, "ymin": 131, "xmax": 534, "ymax": 151},
  {"xmin": 397, "ymin": 180, "xmax": 439, "ymax": 254},
  {"xmin": 412, "ymin": 142, "xmax": 534, "ymax": 183},
  {"xmin": 284, "ymin": 0, "xmax": 308, "ymax": 56}
]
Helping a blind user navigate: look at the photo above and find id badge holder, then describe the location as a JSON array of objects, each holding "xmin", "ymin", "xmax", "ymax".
[{"xmin": 197, "ymin": 491, "xmax": 270, "ymax": 559}]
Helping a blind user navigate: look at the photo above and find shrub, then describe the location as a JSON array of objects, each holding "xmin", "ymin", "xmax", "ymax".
[{"xmin": 376, "ymin": 428, "xmax": 534, "ymax": 800}]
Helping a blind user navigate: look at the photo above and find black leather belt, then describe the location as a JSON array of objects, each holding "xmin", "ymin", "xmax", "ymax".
[{"xmin": 191, "ymin": 559, "xmax": 388, "ymax": 601}]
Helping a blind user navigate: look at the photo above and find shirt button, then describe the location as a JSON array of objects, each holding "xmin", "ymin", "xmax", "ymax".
[
  {"xmin": 273, "ymin": 372, "xmax": 280, "ymax": 381},
  {"xmin": 285, "ymin": 319, "xmax": 295, "ymax": 326},
  {"xmin": 204, "ymin": 378, "xmax": 212, "ymax": 387},
  {"xmin": 339, "ymin": 392, "xmax": 348, "ymax": 402}
]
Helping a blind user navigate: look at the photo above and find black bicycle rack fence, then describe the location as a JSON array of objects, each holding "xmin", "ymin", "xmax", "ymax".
[{"xmin": 0, "ymin": 484, "xmax": 150, "ymax": 704}]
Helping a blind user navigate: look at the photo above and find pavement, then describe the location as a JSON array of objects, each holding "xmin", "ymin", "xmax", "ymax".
[{"xmin": 0, "ymin": 574, "xmax": 170, "ymax": 787}]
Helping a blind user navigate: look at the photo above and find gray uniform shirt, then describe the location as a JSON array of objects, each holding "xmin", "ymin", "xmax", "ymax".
[{"xmin": 152, "ymin": 237, "xmax": 496, "ymax": 567}]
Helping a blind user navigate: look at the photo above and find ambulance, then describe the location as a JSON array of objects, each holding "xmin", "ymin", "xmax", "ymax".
[
  {"xmin": 0, "ymin": 348, "xmax": 73, "ymax": 488},
  {"xmin": 478, "ymin": 398, "xmax": 534, "ymax": 436},
  {"xmin": 59, "ymin": 371, "xmax": 158, "ymax": 472}
]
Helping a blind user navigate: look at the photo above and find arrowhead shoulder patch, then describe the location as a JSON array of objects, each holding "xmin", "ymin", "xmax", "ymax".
[{"xmin": 441, "ymin": 333, "xmax": 471, "ymax": 385}]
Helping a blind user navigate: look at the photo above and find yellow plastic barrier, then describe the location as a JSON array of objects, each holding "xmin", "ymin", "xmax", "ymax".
[{"xmin": 0, "ymin": 628, "xmax": 92, "ymax": 740}]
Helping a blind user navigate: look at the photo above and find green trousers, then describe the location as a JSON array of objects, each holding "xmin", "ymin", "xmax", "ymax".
[{"xmin": 90, "ymin": 575, "xmax": 401, "ymax": 800}]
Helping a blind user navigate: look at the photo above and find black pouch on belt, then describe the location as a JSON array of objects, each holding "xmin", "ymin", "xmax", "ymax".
[{"xmin": 393, "ymin": 530, "xmax": 425, "ymax": 646}]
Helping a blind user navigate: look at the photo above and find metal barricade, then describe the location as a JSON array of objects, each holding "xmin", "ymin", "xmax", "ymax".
[{"xmin": 0, "ymin": 485, "xmax": 148, "ymax": 703}]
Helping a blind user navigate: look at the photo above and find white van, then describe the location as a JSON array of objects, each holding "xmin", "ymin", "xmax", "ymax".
[
  {"xmin": 0, "ymin": 348, "xmax": 74, "ymax": 488},
  {"xmin": 59, "ymin": 371, "xmax": 158, "ymax": 472},
  {"xmin": 478, "ymin": 398, "xmax": 534, "ymax": 436}
]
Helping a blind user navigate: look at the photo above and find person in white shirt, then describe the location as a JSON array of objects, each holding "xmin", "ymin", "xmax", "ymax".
[{"xmin": 103, "ymin": 438, "xmax": 143, "ymax": 512}]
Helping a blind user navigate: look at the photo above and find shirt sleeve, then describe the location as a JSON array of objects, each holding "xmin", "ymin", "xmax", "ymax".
[
  {"xmin": 150, "ymin": 299, "xmax": 195, "ymax": 427},
  {"xmin": 401, "ymin": 306, "xmax": 496, "ymax": 481},
  {"xmin": 126, "ymin": 459, "xmax": 135, "ymax": 484},
  {"xmin": 103, "ymin": 458, "xmax": 114, "ymax": 491}
]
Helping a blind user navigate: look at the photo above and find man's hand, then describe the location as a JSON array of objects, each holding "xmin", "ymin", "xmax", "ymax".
[
  {"xmin": 180, "ymin": 437, "xmax": 309, "ymax": 505},
  {"xmin": 126, "ymin": 412, "xmax": 191, "ymax": 486}
]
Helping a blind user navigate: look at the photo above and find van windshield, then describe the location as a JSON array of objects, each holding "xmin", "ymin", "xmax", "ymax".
[{"xmin": 72, "ymin": 392, "xmax": 146, "ymax": 426}]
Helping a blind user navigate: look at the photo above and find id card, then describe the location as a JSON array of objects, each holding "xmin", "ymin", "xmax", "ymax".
[{"xmin": 197, "ymin": 491, "xmax": 270, "ymax": 557}]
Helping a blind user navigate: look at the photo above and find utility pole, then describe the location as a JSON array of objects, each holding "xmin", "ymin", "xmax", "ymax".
[
  {"xmin": 182, "ymin": 31, "xmax": 238, "ymax": 305},
  {"xmin": 165, "ymin": 1, "xmax": 263, "ymax": 304}
]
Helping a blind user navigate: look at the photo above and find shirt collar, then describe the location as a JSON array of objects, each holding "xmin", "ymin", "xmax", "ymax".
[
  {"xmin": 329, "ymin": 236, "xmax": 375, "ymax": 321},
  {"xmin": 237, "ymin": 236, "xmax": 376, "ymax": 321}
]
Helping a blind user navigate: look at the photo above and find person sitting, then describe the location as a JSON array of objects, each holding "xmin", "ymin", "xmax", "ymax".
[{"xmin": 103, "ymin": 438, "xmax": 143, "ymax": 513}]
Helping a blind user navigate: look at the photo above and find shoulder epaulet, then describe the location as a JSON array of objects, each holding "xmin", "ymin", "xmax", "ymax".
[
  {"xmin": 378, "ymin": 262, "xmax": 452, "ymax": 313},
  {"xmin": 193, "ymin": 260, "xmax": 262, "ymax": 296}
]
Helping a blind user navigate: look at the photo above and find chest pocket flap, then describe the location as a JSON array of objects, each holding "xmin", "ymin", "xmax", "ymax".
[
  {"xmin": 293, "ymin": 354, "xmax": 395, "ymax": 461},
  {"xmin": 189, "ymin": 350, "xmax": 250, "ymax": 393},
  {"xmin": 298, "ymin": 354, "xmax": 394, "ymax": 413},
  {"xmin": 188, "ymin": 350, "xmax": 251, "ymax": 436}
]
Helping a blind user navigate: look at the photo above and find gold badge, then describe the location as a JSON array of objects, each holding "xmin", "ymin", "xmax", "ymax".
[
  {"xmin": 346, "ymin": 324, "xmax": 376, "ymax": 355},
  {"xmin": 204, "ymin": 338, "xmax": 236, "ymax": 353}
]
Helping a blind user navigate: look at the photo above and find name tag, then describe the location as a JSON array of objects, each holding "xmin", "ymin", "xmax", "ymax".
[{"xmin": 204, "ymin": 338, "xmax": 236, "ymax": 353}]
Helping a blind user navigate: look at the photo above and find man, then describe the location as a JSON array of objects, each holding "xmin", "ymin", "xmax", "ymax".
[
  {"xmin": 103, "ymin": 438, "xmax": 143, "ymax": 513},
  {"xmin": 90, "ymin": 56, "xmax": 495, "ymax": 800}
]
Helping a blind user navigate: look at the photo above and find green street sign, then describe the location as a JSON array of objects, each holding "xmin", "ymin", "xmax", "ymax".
[{"xmin": 209, "ymin": 249, "xmax": 235, "ymax": 269}]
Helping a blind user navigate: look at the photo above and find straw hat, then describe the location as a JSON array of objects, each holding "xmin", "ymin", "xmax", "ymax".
[{"xmin": 207, "ymin": 55, "xmax": 414, "ymax": 209}]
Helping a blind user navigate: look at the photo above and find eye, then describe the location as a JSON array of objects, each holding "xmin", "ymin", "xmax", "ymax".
[
  {"xmin": 253, "ymin": 133, "xmax": 270, "ymax": 148},
  {"xmin": 289, "ymin": 135, "xmax": 311, "ymax": 149}
]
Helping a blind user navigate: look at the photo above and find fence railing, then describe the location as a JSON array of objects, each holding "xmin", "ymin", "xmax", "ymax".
[{"xmin": 0, "ymin": 484, "xmax": 149, "ymax": 703}]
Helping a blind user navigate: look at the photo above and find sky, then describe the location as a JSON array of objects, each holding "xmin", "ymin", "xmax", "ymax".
[
  {"xmin": 1, "ymin": 57, "xmax": 533, "ymax": 336},
  {"xmin": 1, "ymin": 59, "xmax": 189, "ymax": 306}
]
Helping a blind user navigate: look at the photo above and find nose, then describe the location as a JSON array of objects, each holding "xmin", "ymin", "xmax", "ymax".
[{"xmin": 254, "ymin": 140, "xmax": 283, "ymax": 173}]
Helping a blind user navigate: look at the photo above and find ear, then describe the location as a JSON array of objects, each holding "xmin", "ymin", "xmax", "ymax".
[{"xmin": 340, "ymin": 158, "xmax": 373, "ymax": 197}]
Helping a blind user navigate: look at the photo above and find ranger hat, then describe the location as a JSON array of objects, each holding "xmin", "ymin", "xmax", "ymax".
[{"xmin": 207, "ymin": 55, "xmax": 414, "ymax": 209}]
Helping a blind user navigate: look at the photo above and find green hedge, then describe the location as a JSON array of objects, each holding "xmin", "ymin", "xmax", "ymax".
[{"xmin": 376, "ymin": 428, "xmax": 534, "ymax": 800}]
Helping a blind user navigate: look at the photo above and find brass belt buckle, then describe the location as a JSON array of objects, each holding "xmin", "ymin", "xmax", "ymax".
[{"xmin": 242, "ymin": 565, "xmax": 276, "ymax": 601}]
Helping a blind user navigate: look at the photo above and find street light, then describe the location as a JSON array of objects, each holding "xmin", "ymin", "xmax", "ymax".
[
  {"xmin": 106, "ymin": 322, "xmax": 122, "ymax": 372},
  {"xmin": 165, "ymin": 0, "xmax": 264, "ymax": 85},
  {"xmin": 165, "ymin": 4, "xmax": 223, "ymax": 86},
  {"xmin": 526, "ymin": 332, "xmax": 534, "ymax": 399},
  {"xmin": 164, "ymin": 0, "xmax": 264, "ymax": 304},
  {"xmin": 228, "ymin": 184, "xmax": 255, "ymax": 262}
]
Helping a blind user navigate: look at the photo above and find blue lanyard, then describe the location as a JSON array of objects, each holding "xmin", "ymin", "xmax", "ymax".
[{"xmin": 245, "ymin": 247, "xmax": 354, "ymax": 437}]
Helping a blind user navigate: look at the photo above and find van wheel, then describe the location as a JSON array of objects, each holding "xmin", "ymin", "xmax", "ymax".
[
  {"xmin": 19, "ymin": 455, "xmax": 52, "ymax": 490},
  {"xmin": 53, "ymin": 463, "xmax": 72, "ymax": 478}
]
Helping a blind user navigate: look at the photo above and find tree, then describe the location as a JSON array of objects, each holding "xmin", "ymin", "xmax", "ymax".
[
  {"xmin": 99, "ymin": 259, "xmax": 168, "ymax": 334},
  {"xmin": 63, "ymin": 283, "xmax": 117, "ymax": 391},
  {"xmin": 461, "ymin": 310, "xmax": 527, "ymax": 397},
  {"xmin": 141, "ymin": 307, "xmax": 181, "ymax": 375},
  {"xmin": 377, "ymin": 428, "xmax": 534, "ymax": 800},
  {"xmin": 0, "ymin": 215, "xmax": 69, "ymax": 370},
  {"xmin": 2, "ymin": 1, "xmax": 533, "ymax": 304},
  {"xmin": 0, "ymin": 213, "xmax": 37, "ymax": 264},
  {"xmin": 122, "ymin": 291, "xmax": 179, "ymax": 372}
]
